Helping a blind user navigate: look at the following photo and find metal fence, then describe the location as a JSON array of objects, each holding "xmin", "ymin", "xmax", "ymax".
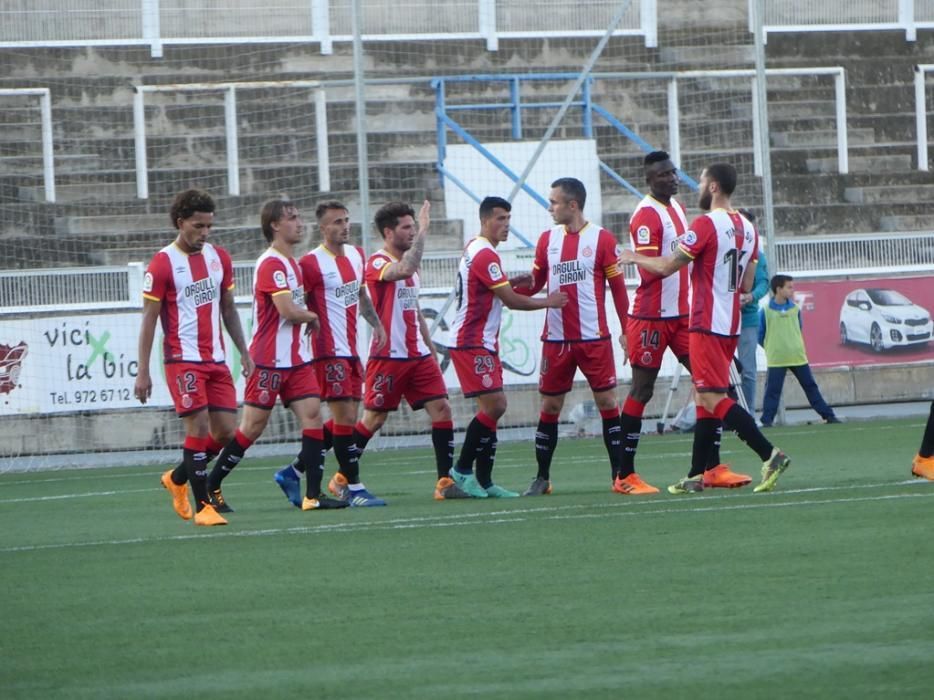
[
  {"xmin": 0, "ymin": 0, "xmax": 655, "ymax": 57},
  {"xmin": 752, "ymin": 0, "xmax": 934, "ymax": 41},
  {"xmin": 2, "ymin": 236, "xmax": 932, "ymax": 315}
]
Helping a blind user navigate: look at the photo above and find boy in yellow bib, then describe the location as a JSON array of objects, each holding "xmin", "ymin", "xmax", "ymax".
[{"xmin": 759, "ymin": 274, "xmax": 841, "ymax": 427}]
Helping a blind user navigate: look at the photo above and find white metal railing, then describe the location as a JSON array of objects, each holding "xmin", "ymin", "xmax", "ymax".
[
  {"xmin": 0, "ymin": 0, "xmax": 656, "ymax": 58},
  {"xmin": 751, "ymin": 0, "xmax": 934, "ymax": 42},
  {"xmin": 0, "ymin": 88, "xmax": 55, "ymax": 203},
  {"xmin": 665, "ymin": 67, "xmax": 848, "ymax": 176},
  {"xmin": 915, "ymin": 64, "xmax": 934, "ymax": 170},
  {"xmin": 2, "ymin": 236, "xmax": 932, "ymax": 315},
  {"xmin": 0, "ymin": 264, "xmax": 143, "ymax": 315},
  {"xmin": 133, "ymin": 80, "xmax": 330, "ymax": 199},
  {"xmin": 770, "ymin": 231, "xmax": 934, "ymax": 277}
]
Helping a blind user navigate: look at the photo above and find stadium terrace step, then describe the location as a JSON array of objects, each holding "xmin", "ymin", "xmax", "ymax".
[
  {"xmin": 0, "ymin": 153, "xmax": 100, "ymax": 174},
  {"xmin": 30, "ymin": 215, "xmax": 465, "ymax": 268},
  {"xmin": 658, "ymin": 44, "xmax": 755, "ymax": 67},
  {"xmin": 54, "ymin": 213, "xmax": 169, "ymax": 236},
  {"xmin": 806, "ymin": 153, "xmax": 913, "ymax": 174},
  {"xmin": 771, "ymin": 127, "xmax": 876, "ymax": 148},
  {"xmin": 731, "ymin": 99, "xmax": 838, "ymax": 121},
  {"xmin": 879, "ymin": 215, "xmax": 934, "ymax": 233},
  {"xmin": 843, "ymin": 184, "xmax": 934, "ymax": 205}
]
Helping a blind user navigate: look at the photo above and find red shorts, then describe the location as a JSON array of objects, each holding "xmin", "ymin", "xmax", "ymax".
[
  {"xmin": 364, "ymin": 355, "xmax": 448, "ymax": 411},
  {"xmin": 626, "ymin": 317, "xmax": 690, "ymax": 369},
  {"xmin": 165, "ymin": 362, "xmax": 237, "ymax": 417},
  {"xmin": 450, "ymin": 348, "xmax": 504, "ymax": 397},
  {"xmin": 539, "ymin": 338, "xmax": 617, "ymax": 395},
  {"xmin": 244, "ymin": 363, "xmax": 320, "ymax": 409},
  {"xmin": 689, "ymin": 333, "xmax": 738, "ymax": 393},
  {"xmin": 313, "ymin": 357, "xmax": 363, "ymax": 401}
]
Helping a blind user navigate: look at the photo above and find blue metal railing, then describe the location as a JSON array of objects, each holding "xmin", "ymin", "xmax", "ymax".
[{"xmin": 433, "ymin": 72, "xmax": 700, "ymax": 246}]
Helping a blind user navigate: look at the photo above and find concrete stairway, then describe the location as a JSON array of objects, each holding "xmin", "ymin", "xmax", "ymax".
[{"xmin": 2, "ymin": 26, "xmax": 934, "ymax": 269}]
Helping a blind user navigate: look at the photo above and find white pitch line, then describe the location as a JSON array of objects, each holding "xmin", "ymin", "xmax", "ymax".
[
  {"xmin": 2, "ymin": 487, "xmax": 932, "ymax": 554},
  {"xmin": 0, "ymin": 488, "xmax": 157, "ymax": 503}
]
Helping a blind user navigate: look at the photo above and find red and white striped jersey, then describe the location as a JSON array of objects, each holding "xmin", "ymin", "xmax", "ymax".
[
  {"xmin": 678, "ymin": 209, "xmax": 759, "ymax": 337},
  {"xmin": 449, "ymin": 237, "xmax": 510, "ymax": 352},
  {"xmin": 143, "ymin": 241, "xmax": 234, "ymax": 363},
  {"xmin": 532, "ymin": 223, "xmax": 622, "ymax": 342},
  {"xmin": 300, "ymin": 244, "xmax": 364, "ymax": 359},
  {"xmin": 365, "ymin": 249, "xmax": 430, "ymax": 359},
  {"xmin": 250, "ymin": 247, "xmax": 312, "ymax": 368},
  {"xmin": 629, "ymin": 195, "xmax": 690, "ymax": 319}
]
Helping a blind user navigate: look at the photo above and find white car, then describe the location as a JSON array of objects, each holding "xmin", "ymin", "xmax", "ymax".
[{"xmin": 839, "ymin": 288, "xmax": 933, "ymax": 352}]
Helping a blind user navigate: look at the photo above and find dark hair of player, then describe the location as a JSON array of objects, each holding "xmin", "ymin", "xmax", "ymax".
[
  {"xmin": 374, "ymin": 202, "xmax": 416, "ymax": 239},
  {"xmin": 479, "ymin": 196, "xmax": 511, "ymax": 219},
  {"xmin": 260, "ymin": 199, "xmax": 295, "ymax": 243},
  {"xmin": 551, "ymin": 177, "xmax": 587, "ymax": 210},
  {"xmin": 643, "ymin": 151, "xmax": 671, "ymax": 169},
  {"xmin": 315, "ymin": 200, "xmax": 348, "ymax": 221},
  {"xmin": 705, "ymin": 163, "xmax": 738, "ymax": 196},
  {"xmin": 169, "ymin": 189, "xmax": 215, "ymax": 229}
]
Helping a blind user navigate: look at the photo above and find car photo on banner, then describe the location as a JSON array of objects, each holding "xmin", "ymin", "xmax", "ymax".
[{"xmin": 839, "ymin": 288, "xmax": 933, "ymax": 353}]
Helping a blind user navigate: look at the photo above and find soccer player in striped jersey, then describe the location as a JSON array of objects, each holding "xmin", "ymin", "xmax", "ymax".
[
  {"xmin": 619, "ymin": 163, "xmax": 792, "ymax": 494},
  {"xmin": 618, "ymin": 152, "xmax": 741, "ymax": 493},
  {"xmin": 355, "ymin": 201, "xmax": 468, "ymax": 500},
  {"xmin": 273, "ymin": 201, "xmax": 389, "ymax": 508},
  {"xmin": 135, "ymin": 189, "xmax": 253, "ymax": 526},
  {"xmin": 208, "ymin": 200, "xmax": 349, "ymax": 511},
  {"xmin": 447, "ymin": 196, "xmax": 567, "ymax": 498},
  {"xmin": 516, "ymin": 177, "xmax": 631, "ymax": 496}
]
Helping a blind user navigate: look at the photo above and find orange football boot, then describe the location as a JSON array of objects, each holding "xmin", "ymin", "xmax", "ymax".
[
  {"xmin": 702, "ymin": 464, "xmax": 752, "ymax": 489},
  {"xmin": 612, "ymin": 472, "xmax": 660, "ymax": 495}
]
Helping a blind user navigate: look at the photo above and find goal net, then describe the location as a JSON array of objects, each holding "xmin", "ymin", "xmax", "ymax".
[{"xmin": 0, "ymin": 1, "xmax": 847, "ymax": 470}]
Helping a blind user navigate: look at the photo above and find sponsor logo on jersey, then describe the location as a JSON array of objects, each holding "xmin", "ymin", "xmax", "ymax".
[
  {"xmin": 636, "ymin": 225, "xmax": 651, "ymax": 245},
  {"xmin": 273, "ymin": 270, "xmax": 288, "ymax": 289},
  {"xmin": 680, "ymin": 230, "xmax": 697, "ymax": 246},
  {"xmin": 551, "ymin": 260, "xmax": 587, "ymax": 285},
  {"xmin": 488, "ymin": 262, "xmax": 503, "ymax": 281},
  {"xmin": 142, "ymin": 272, "xmax": 154, "ymax": 293},
  {"xmin": 396, "ymin": 285, "xmax": 418, "ymax": 310},
  {"xmin": 372, "ymin": 257, "xmax": 387, "ymax": 270},
  {"xmin": 335, "ymin": 279, "xmax": 360, "ymax": 307},
  {"xmin": 184, "ymin": 277, "xmax": 218, "ymax": 307}
]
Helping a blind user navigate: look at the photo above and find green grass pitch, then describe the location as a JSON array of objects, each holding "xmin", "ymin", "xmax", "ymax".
[{"xmin": 2, "ymin": 417, "xmax": 933, "ymax": 699}]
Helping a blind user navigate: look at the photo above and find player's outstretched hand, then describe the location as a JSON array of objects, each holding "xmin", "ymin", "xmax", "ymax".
[
  {"xmin": 373, "ymin": 323, "xmax": 388, "ymax": 352},
  {"xmin": 510, "ymin": 272, "xmax": 533, "ymax": 289},
  {"xmin": 546, "ymin": 291, "xmax": 569, "ymax": 308},
  {"xmin": 241, "ymin": 354, "xmax": 255, "ymax": 378},
  {"xmin": 134, "ymin": 374, "xmax": 152, "ymax": 405},
  {"xmin": 617, "ymin": 248, "xmax": 636, "ymax": 266},
  {"xmin": 417, "ymin": 199, "xmax": 431, "ymax": 235}
]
